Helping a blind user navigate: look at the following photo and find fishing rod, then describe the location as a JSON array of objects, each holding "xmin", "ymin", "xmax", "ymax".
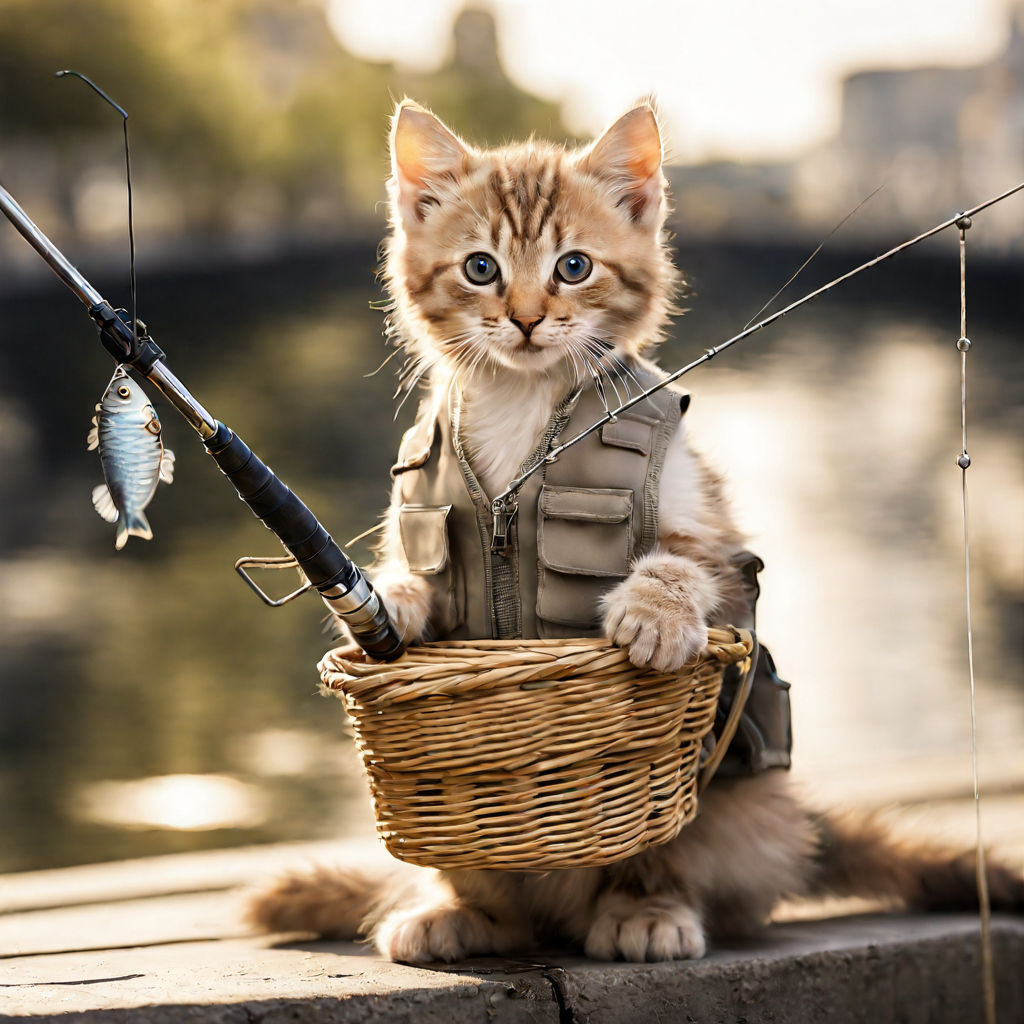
[
  {"xmin": 489, "ymin": 179, "xmax": 1024, "ymax": 547},
  {"xmin": 0, "ymin": 183, "xmax": 404, "ymax": 662}
]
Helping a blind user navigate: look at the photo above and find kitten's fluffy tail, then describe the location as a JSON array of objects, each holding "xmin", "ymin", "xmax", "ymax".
[
  {"xmin": 246, "ymin": 865, "xmax": 412, "ymax": 939},
  {"xmin": 811, "ymin": 811, "xmax": 1024, "ymax": 913}
]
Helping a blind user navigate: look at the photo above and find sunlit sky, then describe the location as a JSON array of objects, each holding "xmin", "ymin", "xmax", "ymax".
[{"xmin": 328, "ymin": 0, "xmax": 1014, "ymax": 162}]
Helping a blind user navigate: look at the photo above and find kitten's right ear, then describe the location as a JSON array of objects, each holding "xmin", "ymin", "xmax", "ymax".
[
  {"xmin": 390, "ymin": 101, "xmax": 468, "ymax": 223},
  {"xmin": 580, "ymin": 104, "xmax": 665, "ymax": 225}
]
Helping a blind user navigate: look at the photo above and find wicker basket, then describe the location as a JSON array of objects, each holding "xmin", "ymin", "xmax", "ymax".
[{"xmin": 318, "ymin": 627, "xmax": 753, "ymax": 872}]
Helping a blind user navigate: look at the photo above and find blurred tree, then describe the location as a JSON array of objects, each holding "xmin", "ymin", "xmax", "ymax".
[{"xmin": 0, "ymin": 1, "xmax": 567, "ymax": 245}]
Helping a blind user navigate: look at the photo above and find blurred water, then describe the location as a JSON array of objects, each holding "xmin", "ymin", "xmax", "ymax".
[{"xmin": 0, "ymin": 238, "xmax": 1021, "ymax": 872}]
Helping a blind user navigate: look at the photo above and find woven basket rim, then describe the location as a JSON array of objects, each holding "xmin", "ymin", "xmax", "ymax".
[{"xmin": 319, "ymin": 626, "xmax": 752, "ymax": 701}]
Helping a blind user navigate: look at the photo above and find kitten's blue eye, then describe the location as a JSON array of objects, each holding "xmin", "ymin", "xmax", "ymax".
[
  {"xmin": 555, "ymin": 252, "xmax": 592, "ymax": 284},
  {"xmin": 464, "ymin": 253, "xmax": 499, "ymax": 285}
]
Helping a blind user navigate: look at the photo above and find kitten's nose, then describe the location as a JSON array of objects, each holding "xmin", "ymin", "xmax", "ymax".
[{"xmin": 510, "ymin": 314, "xmax": 544, "ymax": 338}]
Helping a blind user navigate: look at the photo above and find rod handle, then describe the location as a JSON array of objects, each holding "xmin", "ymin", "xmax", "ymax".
[{"xmin": 204, "ymin": 422, "xmax": 404, "ymax": 662}]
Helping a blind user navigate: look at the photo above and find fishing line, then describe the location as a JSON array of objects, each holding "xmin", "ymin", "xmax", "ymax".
[
  {"xmin": 955, "ymin": 216, "xmax": 996, "ymax": 1024},
  {"xmin": 56, "ymin": 70, "xmax": 138, "ymax": 345},
  {"xmin": 741, "ymin": 184, "xmax": 884, "ymax": 331}
]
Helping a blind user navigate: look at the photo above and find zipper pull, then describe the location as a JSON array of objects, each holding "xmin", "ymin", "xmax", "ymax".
[{"xmin": 490, "ymin": 497, "xmax": 518, "ymax": 554}]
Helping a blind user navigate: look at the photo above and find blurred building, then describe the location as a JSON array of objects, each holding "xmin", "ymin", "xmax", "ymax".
[
  {"xmin": 2, "ymin": 1, "xmax": 1022, "ymax": 270},
  {"xmin": 672, "ymin": 5, "xmax": 1024, "ymax": 254}
]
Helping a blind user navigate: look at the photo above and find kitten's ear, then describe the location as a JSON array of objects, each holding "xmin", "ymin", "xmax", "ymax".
[
  {"xmin": 390, "ymin": 101, "xmax": 468, "ymax": 223},
  {"xmin": 580, "ymin": 104, "xmax": 665, "ymax": 224}
]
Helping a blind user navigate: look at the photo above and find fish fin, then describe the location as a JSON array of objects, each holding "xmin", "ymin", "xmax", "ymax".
[
  {"xmin": 87, "ymin": 415, "xmax": 99, "ymax": 451},
  {"xmin": 117, "ymin": 511, "xmax": 153, "ymax": 550},
  {"xmin": 91, "ymin": 484, "xmax": 119, "ymax": 524},
  {"xmin": 159, "ymin": 449, "xmax": 176, "ymax": 485}
]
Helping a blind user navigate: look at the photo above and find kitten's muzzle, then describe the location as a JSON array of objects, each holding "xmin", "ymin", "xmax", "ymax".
[{"xmin": 510, "ymin": 314, "xmax": 544, "ymax": 338}]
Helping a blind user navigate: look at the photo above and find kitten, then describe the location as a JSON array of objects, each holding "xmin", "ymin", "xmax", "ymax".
[{"xmin": 249, "ymin": 101, "xmax": 1023, "ymax": 961}]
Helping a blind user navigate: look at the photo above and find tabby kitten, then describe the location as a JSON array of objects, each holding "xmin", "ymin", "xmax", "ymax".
[{"xmin": 249, "ymin": 101, "xmax": 1023, "ymax": 961}]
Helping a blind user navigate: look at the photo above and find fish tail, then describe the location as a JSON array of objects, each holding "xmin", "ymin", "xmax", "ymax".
[{"xmin": 116, "ymin": 510, "xmax": 153, "ymax": 550}]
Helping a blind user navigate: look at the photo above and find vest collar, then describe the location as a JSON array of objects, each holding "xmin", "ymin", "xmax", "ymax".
[{"xmin": 448, "ymin": 378, "xmax": 585, "ymax": 504}]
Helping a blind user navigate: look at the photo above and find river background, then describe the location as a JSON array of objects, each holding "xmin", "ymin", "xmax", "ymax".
[{"xmin": 1, "ymin": 234, "xmax": 1021, "ymax": 873}]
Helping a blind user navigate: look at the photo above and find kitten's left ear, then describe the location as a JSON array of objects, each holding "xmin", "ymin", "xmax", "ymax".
[
  {"xmin": 580, "ymin": 104, "xmax": 665, "ymax": 224},
  {"xmin": 390, "ymin": 101, "xmax": 469, "ymax": 224}
]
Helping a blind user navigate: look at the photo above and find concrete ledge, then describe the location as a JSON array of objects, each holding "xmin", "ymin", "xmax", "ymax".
[
  {"xmin": 548, "ymin": 915, "xmax": 1024, "ymax": 1023},
  {"xmin": 4, "ymin": 915, "xmax": 1022, "ymax": 1022},
  {"xmin": 2, "ymin": 846, "xmax": 1021, "ymax": 1023}
]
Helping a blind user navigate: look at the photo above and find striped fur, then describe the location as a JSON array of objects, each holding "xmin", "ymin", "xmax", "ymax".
[{"xmin": 383, "ymin": 99, "xmax": 676, "ymax": 393}]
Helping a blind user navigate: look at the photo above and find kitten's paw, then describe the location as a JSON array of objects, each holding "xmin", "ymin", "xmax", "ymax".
[
  {"xmin": 362, "ymin": 569, "xmax": 434, "ymax": 644},
  {"xmin": 584, "ymin": 897, "xmax": 706, "ymax": 962},
  {"xmin": 601, "ymin": 553, "xmax": 712, "ymax": 673},
  {"xmin": 375, "ymin": 904, "xmax": 496, "ymax": 963}
]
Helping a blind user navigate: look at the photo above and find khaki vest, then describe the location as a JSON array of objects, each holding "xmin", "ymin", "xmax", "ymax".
[{"xmin": 391, "ymin": 365, "xmax": 687, "ymax": 641}]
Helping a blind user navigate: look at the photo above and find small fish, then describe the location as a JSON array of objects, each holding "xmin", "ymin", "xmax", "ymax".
[{"xmin": 87, "ymin": 365, "xmax": 175, "ymax": 550}]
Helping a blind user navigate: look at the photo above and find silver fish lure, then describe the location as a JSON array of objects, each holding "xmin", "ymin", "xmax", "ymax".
[{"xmin": 87, "ymin": 366, "xmax": 175, "ymax": 550}]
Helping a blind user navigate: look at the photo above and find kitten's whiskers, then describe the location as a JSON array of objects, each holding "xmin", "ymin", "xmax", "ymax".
[
  {"xmin": 576, "ymin": 336, "xmax": 632, "ymax": 403},
  {"xmin": 585, "ymin": 331, "xmax": 644, "ymax": 392},
  {"xmin": 565, "ymin": 336, "xmax": 624, "ymax": 411},
  {"xmin": 394, "ymin": 329, "xmax": 482, "ymax": 417}
]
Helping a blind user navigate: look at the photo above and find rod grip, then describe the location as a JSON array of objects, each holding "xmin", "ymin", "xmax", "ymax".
[{"xmin": 204, "ymin": 422, "xmax": 404, "ymax": 661}]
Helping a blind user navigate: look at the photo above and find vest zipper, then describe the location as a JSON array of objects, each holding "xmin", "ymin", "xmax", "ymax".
[{"xmin": 449, "ymin": 384, "xmax": 582, "ymax": 640}]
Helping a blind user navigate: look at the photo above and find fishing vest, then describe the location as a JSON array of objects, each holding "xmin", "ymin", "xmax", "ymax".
[
  {"xmin": 389, "ymin": 366, "xmax": 792, "ymax": 775},
  {"xmin": 391, "ymin": 366, "xmax": 684, "ymax": 640}
]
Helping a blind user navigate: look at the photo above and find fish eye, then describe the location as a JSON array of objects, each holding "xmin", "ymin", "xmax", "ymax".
[
  {"xmin": 116, "ymin": 385, "xmax": 132, "ymax": 400},
  {"xmin": 464, "ymin": 253, "xmax": 499, "ymax": 285},
  {"xmin": 555, "ymin": 252, "xmax": 593, "ymax": 284}
]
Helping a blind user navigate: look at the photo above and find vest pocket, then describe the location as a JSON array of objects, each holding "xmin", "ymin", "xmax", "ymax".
[
  {"xmin": 398, "ymin": 504, "xmax": 463, "ymax": 632},
  {"xmin": 398, "ymin": 504, "xmax": 452, "ymax": 573},
  {"xmin": 536, "ymin": 485, "xmax": 634, "ymax": 630}
]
